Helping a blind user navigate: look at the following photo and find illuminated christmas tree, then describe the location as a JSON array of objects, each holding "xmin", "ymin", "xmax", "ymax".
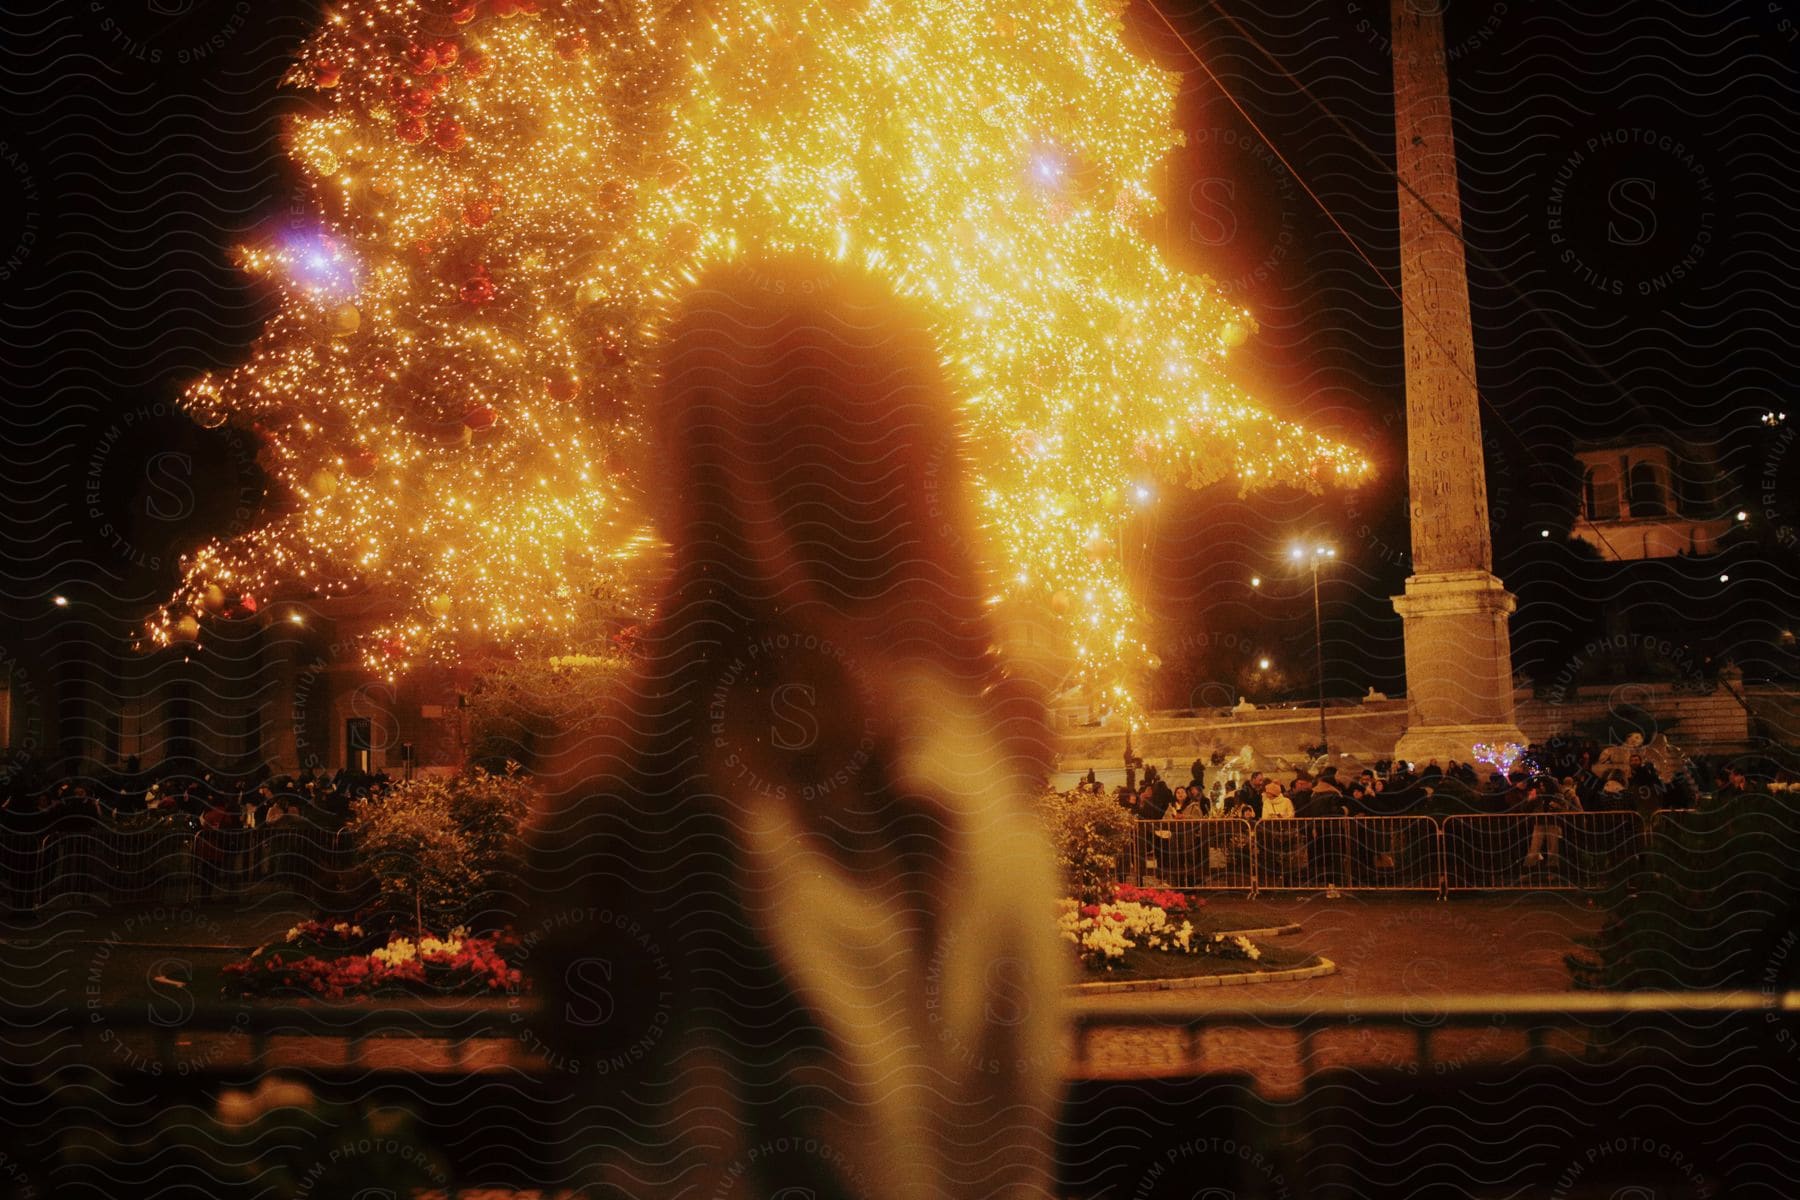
[{"xmin": 154, "ymin": 0, "xmax": 1370, "ymax": 704}]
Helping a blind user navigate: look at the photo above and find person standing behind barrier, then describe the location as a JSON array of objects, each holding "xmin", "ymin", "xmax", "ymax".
[
  {"xmin": 1627, "ymin": 753, "xmax": 1665, "ymax": 821},
  {"xmin": 1163, "ymin": 788, "xmax": 1199, "ymax": 884},
  {"xmin": 1261, "ymin": 782, "xmax": 1294, "ymax": 820},
  {"xmin": 1237, "ymin": 772, "xmax": 1267, "ymax": 819},
  {"xmin": 1523, "ymin": 778, "xmax": 1580, "ymax": 869},
  {"xmin": 194, "ymin": 799, "xmax": 231, "ymax": 899},
  {"xmin": 1290, "ymin": 772, "xmax": 1314, "ymax": 808},
  {"xmin": 1702, "ymin": 765, "xmax": 1751, "ymax": 811},
  {"xmin": 1305, "ymin": 772, "xmax": 1349, "ymax": 896},
  {"xmin": 1300, "ymin": 772, "xmax": 1343, "ymax": 819}
]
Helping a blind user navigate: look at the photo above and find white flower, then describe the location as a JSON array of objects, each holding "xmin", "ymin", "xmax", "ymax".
[
  {"xmin": 371, "ymin": 938, "xmax": 417, "ymax": 967},
  {"xmin": 418, "ymin": 932, "xmax": 465, "ymax": 958}
]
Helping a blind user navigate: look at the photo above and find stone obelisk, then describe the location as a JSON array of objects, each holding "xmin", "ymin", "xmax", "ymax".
[{"xmin": 1389, "ymin": 0, "xmax": 1525, "ymax": 768}]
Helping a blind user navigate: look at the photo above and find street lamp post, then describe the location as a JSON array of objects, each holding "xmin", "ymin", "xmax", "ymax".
[
  {"xmin": 1291, "ymin": 544, "xmax": 1336, "ymax": 755},
  {"xmin": 1119, "ymin": 484, "xmax": 1157, "ymax": 794}
]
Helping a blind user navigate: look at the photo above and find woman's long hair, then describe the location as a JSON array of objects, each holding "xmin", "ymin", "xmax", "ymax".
[{"xmin": 530, "ymin": 257, "xmax": 1064, "ymax": 1199}]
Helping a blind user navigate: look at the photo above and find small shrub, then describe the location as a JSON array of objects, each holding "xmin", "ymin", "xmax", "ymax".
[
  {"xmin": 1038, "ymin": 787, "xmax": 1135, "ymax": 905},
  {"xmin": 347, "ymin": 765, "xmax": 531, "ymax": 932}
]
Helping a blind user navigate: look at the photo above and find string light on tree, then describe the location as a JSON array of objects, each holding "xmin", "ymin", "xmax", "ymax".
[{"xmin": 151, "ymin": 0, "xmax": 1371, "ymax": 698}]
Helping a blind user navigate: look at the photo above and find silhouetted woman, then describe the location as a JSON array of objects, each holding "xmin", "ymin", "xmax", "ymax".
[{"xmin": 530, "ymin": 257, "xmax": 1066, "ymax": 1199}]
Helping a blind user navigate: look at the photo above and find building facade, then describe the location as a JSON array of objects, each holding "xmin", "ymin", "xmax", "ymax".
[{"xmin": 1572, "ymin": 434, "xmax": 1739, "ymax": 562}]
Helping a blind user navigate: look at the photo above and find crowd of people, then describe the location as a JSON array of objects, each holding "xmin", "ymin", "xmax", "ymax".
[
  {"xmin": 0, "ymin": 764, "xmax": 394, "ymax": 836},
  {"xmin": 1078, "ymin": 738, "xmax": 1766, "ymax": 828},
  {"xmin": 1066, "ymin": 742, "xmax": 1794, "ymax": 886},
  {"xmin": 0, "ymin": 765, "xmax": 397, "ymax": 905}
]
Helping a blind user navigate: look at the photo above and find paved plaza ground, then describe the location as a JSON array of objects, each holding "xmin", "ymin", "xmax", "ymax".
[
  {"xmin": 1, "ymin": 891, "xmax": 1605, "ymax": 1092},
  {"xmin": 1076, "ymin": 892, "xmax": 1605, "ymax": 1093}
]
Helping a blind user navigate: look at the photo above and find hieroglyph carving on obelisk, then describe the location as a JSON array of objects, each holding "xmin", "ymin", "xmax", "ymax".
[{"xmin": 1389, "ymin": 0, "xmax": 1526, "ymax": 767}]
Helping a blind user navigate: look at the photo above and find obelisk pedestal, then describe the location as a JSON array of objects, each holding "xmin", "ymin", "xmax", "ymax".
[
  {"xmin": 1389, "ymin": 1, "xmax": 1525, "ymax": 767},
  {"xmin": 1391, "ymin": 572, "xmax": 1524, "ymax": 766}
]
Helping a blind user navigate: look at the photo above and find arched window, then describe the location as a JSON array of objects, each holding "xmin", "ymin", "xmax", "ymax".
[
  {"xmin": 1585, "ymin": 465, "xmax": 1620, "ymax": 520},
  {"xmin": 1628, "ymin": 461, "xmax": 1667, "ymax": 517}
]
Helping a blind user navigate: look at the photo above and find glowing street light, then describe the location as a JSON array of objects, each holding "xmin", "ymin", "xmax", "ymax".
[{"xmin": 1290, "ymin": 543, "xmax": 1336, "ymax": 754}]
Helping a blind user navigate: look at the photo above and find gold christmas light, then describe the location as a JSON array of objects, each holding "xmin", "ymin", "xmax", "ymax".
[{"xmin": 153, "ymin": 0, "xmax": 1370, "ymax": 702}]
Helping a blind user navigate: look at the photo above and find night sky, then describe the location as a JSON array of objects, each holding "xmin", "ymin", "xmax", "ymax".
[{"xmin": 3, "ymin": 0, "xmax": 1796, "ymax": 714}]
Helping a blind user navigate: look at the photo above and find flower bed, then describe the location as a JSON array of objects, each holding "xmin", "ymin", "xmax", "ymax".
[
  {"xmin": 223, "ymin": 922, "xmax": 522, "ymax": 1000},
  {"xmin": 1057, "ymin": 881, "xmax": 1275, "ymax": 975},
  {"xmin": 1113, "ymin": 884, "xmax": 1205, "ymax": 914}
]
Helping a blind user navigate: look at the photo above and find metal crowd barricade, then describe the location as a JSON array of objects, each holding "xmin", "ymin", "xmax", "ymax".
[
  {"xmin": 1649, "ymin": 807, "xmax": 1719, "ymax": 842},
  {"xmin": 46, "ymin": 822, "xmax": 196, "ymax": 904},
  {"xmin": 7, "ymin": 819, "xmax": 357, "ymax": 909},
  {"xmin": 199, "ymin": 824, "xmax": 355, "ymax": 903},
  {"xmin": 1135, "ymin": 818, "xmax": 1254, "ymax": 894},
  {"xmin": 260, "ymin": 824, "xmax": 344, "ymax": 900},
  {"xmin": 1252, "ymin": 816, "xmax": 1444, "ymax": 894},
  {"xmin": 1248, "ymin": 817, "xmax": 1327, "ymax": 892},
  {"xmin": 1442, "ymin": 810, "xmax": 1645, "ymax": 892},
  {"xmin": 0, "ymin": 825, "xmax": 46, "ymax": 910}
]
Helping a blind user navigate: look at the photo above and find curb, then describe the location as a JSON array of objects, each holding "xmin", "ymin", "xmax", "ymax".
[
  {"xmin": 1069, "ymin": 956, "xmax": 1337, "ymax": 996},
  {"xmin": 1214, "ymin": 923, "xmax": 1301, "ymax": 939}
]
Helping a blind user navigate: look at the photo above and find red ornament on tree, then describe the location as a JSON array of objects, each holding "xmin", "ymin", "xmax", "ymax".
[
  {"xmin": 451, "ymin": 3, "xmax": 479, "ymax": 24},
  {"xmin": 546, "ymin": 373, "xmax": 580, "ymax": 403},
  {"xmin": 460, "ymin": 267, "xmax": 495, "ymax": 306},
  {"xmin": 434, "ymin": 117, "xmax": 465, "ymax": 152},
  {"xmin": 463, "ymin": 199, "xmax": 493, "ymax": 227},
  {"xmin": 558, "ymin": 34, "xmax": 590, "ymax": 58},
  {"xmin": 462, "ymin": 50, "xmax": 490, "ymax": 78},
  {"xmin": 405, "ymin": 43, "xmax": 439, "ymax": 74},
  {"xmin": 238, "ymin": 594, "xmax": 259, "ymax": 616},
  {"xmin": 315, "ymin": 60, "xmax": 342, "ymax": 88},
  {"xmin": 344, "ymin": 449, "xmax": 379, "ymax": 478},
  {"xmin": 434, "ymin": 41, "xmax": 460, "ymax": 68},
  {"xmin": 492, "ymin": 0, "xmax": 519, "ymax": 16},
  {"xmin": 400, "ymin": 88, "xmax": 433, "ymax": 116},
  {"xmin": 396, "ymin": 116, "xmax": 426, "ymax": 145},
  {"xmin": 464, "ymin": 405, "xmax": 499, "ymax": 432},
  {"xmin": 595, "ymin": 326, "xmax": 628, "ymax": 365}
]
